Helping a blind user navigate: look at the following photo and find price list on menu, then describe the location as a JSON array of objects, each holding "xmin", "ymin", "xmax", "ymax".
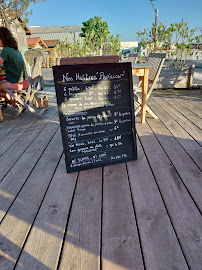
[{"xmin": 53, "ymin": 62, "xmax": 137, "ymax": 173}]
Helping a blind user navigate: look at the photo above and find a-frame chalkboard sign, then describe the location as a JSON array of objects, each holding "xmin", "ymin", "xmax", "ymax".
[{"xmin": 53, "ymin": 62, "xmax": 137, "ymax": 173}]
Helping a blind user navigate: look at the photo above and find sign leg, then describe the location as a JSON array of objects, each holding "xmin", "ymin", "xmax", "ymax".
[
  {"xmin": 0, "ymin": 107, "xmax": 3, "ymax": 121},
  {"xmin": 141, "ymin": 69, "xmax": 148, "ymax": 124}
]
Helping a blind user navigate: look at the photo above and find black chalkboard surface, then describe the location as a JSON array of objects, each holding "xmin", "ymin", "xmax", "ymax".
[{"xmin": 53, "ymin": 62, "xmax": 137, "ymax": 173}]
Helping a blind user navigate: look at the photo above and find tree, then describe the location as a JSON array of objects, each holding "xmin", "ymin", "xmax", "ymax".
[
  {"xmin": 80, "ymin": 16, "xmax": 110, "ymax": 55},
  {"xmin": 56, "ymin": 39, "xmax": 85, "ymax": 57},
  {"xmin": 137, "ymin": 20, "xmax": 202, "ymax": 67},
  {"xmin": 103, "ymin": 34, "xmax": 121, "ymax": 56},
  {"xmin": 24, "ymin": 47, "xmax": 46, "ymax": 65},
  {"xmin": 0, "ymin": 0, "xmax": 45, "ymax": 29},
  {"xmin": 136, "ymin": 22, "xmax": 168, "ymax": 54},
  {"xmin": 56, "ymin": 16, "xmax": 121, "ymax": 58}
]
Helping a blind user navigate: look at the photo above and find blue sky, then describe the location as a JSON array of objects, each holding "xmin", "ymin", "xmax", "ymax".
[{"xmin": 28, "ymin": 0, "xmax": 202, "ymax": 41}]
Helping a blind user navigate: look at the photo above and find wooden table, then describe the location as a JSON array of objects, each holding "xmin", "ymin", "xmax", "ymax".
[
  {"xmin": 132, "ymin": 64, "xmax": 153, "ymax": 124},
  {"xmin": 0, "ymin": 67, "xmax": 5, "ymax": 121},
  {"xmin": 0, "ymin": 106, "xmax": 3, "ymax": 121}
]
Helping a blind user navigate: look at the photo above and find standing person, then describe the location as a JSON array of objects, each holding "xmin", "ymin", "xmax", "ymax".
[{"xmin": 0, "ymin": 27, "xmax": 29, "ymax": 108}]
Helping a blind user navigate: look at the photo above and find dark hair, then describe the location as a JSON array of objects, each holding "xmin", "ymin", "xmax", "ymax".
[{"xmin": 0, "ymin": 27, "xmax": 18, "ymax": 50}]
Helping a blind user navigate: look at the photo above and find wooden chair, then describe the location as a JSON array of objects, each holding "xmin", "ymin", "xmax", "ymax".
[
  {"xmin": 127, "ymin": 53, "xmax": 139, "ymax": 63},
  {"xmin": 4, "ymin": 57, "xmax": 46, "ymax": 119},
  {"xmin": 134, "ymin": 53, "xmax": 166, "ymax": 119},
  {"xmin": 30, "ymin": 56, "xmax": 45, "ymax": 91}
]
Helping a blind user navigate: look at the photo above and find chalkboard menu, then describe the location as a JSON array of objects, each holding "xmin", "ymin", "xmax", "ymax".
[{"xmin": 53, "ymin": 62, "xmax": 137, "ymax": 173}]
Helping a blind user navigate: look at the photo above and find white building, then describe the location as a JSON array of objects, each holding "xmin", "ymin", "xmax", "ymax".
[{"xmin": 120, "ymin": 41, "xmax": 138, "ymax": 50}]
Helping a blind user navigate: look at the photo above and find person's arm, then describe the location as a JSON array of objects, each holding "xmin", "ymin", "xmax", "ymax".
[{"xmin": 0, "ymin": 57, "xmax": 4, "ymax": 66}]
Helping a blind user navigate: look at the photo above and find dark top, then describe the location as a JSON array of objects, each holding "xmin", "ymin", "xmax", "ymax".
[{"xmin": 0, "ymin": 46, "xmax": 28, "ymax": 83}]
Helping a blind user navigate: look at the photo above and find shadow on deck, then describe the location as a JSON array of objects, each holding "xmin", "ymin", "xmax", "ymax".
[{"xmin": 0, "ymin": 87, "xmax": 201, "ymax": 270}]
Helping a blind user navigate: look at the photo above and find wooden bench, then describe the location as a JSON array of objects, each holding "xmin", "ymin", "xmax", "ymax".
[{"xmin": 60, "ymin": 55, "xmax": 119, "ymax": 65}]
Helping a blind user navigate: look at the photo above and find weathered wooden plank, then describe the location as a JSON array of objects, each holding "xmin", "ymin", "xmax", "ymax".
[
  {"xmin": 160, "ymin": 90, "xmax": 202, "ymax": 123},
  {"xmin": 163, "ymin": 97, "xmax": 202, "ymax": 130},
  {"xmin": 0, "ymin": 114, "xmax": 60, "ymax": 221},
  {"xmin": 0, "ymin": 129, "xmax": 63, "ymax": 269},
  {"xmin": 102, "ymin": 163, "xmax": 144, "ymax": 270},
  {"xmin": 136, "ymin": 120, "xmax": 202, "ymax": 270},
  {"xmin": 0, "ymin": 106, "xmax": 21, "ymax": 128},
  {"xmin": 15, "ymin": 158, "xmax": 78, "ymax": 270},
  {"xmin": 152, "ymin": 96, "xmax": 202, "ymax": 146},
  {"xmin": 182, "ymin": 96, "xmax": 202, "ymax": 110},
  {"xmin": 58, "ymin": 168, "xmax": 102, "ymax": 270},
  {"xmin": 0, "ymin": 108, "xmax": 57, "ymax": 180},
  {"xmin": 171, "ymin": 95, "xmax": 202, "ymax": 118},
  {"xmin": 0, "ymin": 113, "xmax": 12, "ymax": 128},
  {"xmin": 146, "ymin": 117, "xmax": 202, "ymax": 211},
  {"xmin": 174, "ymin": 90, "xmax": 202, "ymax": 109},
  {"xmin": 0, "ymin": 88, "xmax": 201, "ymax": 270},
  {"xmin": 0, "ymin": 112, "xmax": 30, "ymax": 140},
  {"xmin": 0, "ymin": 113, "xmax": 39, "ymax": 156},
  {"xmin": 148, "ymin": 97, "xmax": 202, "ymax": 170},
  {"xmin": 127, "ymin": 137, "xmax": 188, "ymax": 269}
]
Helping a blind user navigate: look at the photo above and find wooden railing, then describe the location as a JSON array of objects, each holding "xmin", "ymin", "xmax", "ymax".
[{"xmin": 42, "ymin": 58, "xmax": 60, "ymax": 68}]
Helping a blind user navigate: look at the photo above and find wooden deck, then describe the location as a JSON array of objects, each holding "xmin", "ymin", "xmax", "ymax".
[{"xmin": 0, "ymin": 88, "xmax": 201, "ymax": 270}]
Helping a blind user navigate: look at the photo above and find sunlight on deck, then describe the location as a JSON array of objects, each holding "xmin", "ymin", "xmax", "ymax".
[
  {"xmin": 0, "ymin": 250, "xmax": 17, "ymax": 264},
  {"xmin": 0, "ymin": 190, "xmax": 22, "ymax": 202},
  {"xmin": 102, "ymin": 258, "xmax": 131, "ymax": 270}
]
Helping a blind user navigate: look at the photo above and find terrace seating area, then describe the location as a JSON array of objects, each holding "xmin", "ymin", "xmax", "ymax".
[{"xmin": 0, "ymin": 82, "xmax": 201, "ymax": 269}]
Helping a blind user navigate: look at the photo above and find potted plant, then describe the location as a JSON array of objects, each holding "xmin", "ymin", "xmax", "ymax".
[{"xmin": 137, "ymin": 20, "xmax": 202, "ymax": 89}]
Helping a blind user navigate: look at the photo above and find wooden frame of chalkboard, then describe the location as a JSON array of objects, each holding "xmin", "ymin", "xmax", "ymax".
[{"xmin": 53, "ymin": 62, "xmax": 137, "ymax": 173}]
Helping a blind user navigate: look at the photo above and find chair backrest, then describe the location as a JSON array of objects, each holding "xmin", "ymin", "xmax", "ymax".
[
  {"xmin": 147, "ymin": 53, "xmax": 166, "ymax": 83},
  {"xmin": 60, "ymin": 55, "xmax": 119, "ymax": 65},
  {"xmin": 24, "ymin": 59, "xmax": 31, "ymax": 78},
  {"xmin": 127, "ymin": 53, "xmax": 139, "ymax": 63},
  {"xmin": 146, "ymin": 53, "xmax": 166, "ymax": 97},
  {"xmin": 32, "ymin": 57, "xmax": 43, "ymax": 78},
  {"xmin": 31, "ymin": 57, "xmax": 44, "ymax": 90}
]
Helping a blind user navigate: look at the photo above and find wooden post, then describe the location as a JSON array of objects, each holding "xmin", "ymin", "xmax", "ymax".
[
  {"xmin": 0, "ymin": 107, "xmax": 3, "ymax": 121},
  {"xmin": 46, "ymin": 57, "xmax": 49, "ymax": 68},
  {"xmin": 141, "ymin": 68, "xmax": 149, "ymax": 123},
  {"xmin": 187, "ymin": 65, "xmax": 195, "ymax": 89},
  {"xmin": 154, "ymin": 9, "xmax": 158, "ymax": 52}
]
